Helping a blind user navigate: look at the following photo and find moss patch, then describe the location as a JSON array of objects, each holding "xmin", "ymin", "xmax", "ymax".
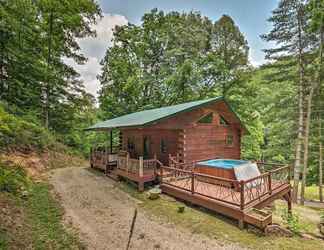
[{"xmin": 118, "ymin": 182, "xmax": 324, "ymax": 250}]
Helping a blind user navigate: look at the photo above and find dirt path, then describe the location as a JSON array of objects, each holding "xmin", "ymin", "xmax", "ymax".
[{"xmin": 49, "ymin": 167, "xmax": 243, "ymax": 250}]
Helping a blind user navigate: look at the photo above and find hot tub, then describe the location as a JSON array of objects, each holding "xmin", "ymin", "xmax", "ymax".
[{"xmin": 195, "ymin": 159, "xmax": 249, "ymax": 187}]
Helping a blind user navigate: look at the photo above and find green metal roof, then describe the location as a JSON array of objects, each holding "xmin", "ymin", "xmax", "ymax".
[{"xmin": 86, "ymin": 96, "xmax": 243, "ymax": 131}]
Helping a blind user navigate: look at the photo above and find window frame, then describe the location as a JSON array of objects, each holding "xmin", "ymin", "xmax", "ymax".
[
  {"xmin": 127, "ymin": 137, "xmax": 135, "ymax": 152},
  {"xmin": 225, "ymin": 134, "xmax": 234, "ymax": 147},
  {"xmin": 197, "ymin": 112, "xmax": 213, "ymax": 124},
  {"xmin": 160, "ymin": 138, "xmax": 167, "ymax": 154},
  {"xmin": 220, "ymin": 115, "xmax": 229, "ymax": 126}
]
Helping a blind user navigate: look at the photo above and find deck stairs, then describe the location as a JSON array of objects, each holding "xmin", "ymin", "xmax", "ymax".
[{"xmin": 243, "ymin": 208, "xmax": 272, "ymax": 229}]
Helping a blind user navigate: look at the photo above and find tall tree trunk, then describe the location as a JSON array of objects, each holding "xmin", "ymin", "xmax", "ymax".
[
  {"xmin": 320, "ymin": 117, "xmax": 323, "ymax": 202},
  {"xmin": 44, "ymin": 11, "xmax": 53, "ymax": 129},
  {"xmin": 318, "ymin": 23, "xmax": 323, "ymax": 203},
  {"xmin": 301, "ymin": 17, "xmax": 324, "ymax": 205},
  {"xmin": 292, "ymin": 6, "xmax": 306, "ymax": 203},
  {"xmin": 300, "ymin": 87, "xmax": 314, "ymax": 205}
]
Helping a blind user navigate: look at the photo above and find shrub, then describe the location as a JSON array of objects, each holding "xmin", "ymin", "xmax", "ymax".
[
  {"xmin": 281, "ymin": 209, "xmax": 302, "ymax": 234},
  {"xmin": 0, "ymin": 162, "xmax": 29, "ymax": 195},
  {"xmin": 0, "ymin": 105, "xmax": 55, "ymax": 151}
]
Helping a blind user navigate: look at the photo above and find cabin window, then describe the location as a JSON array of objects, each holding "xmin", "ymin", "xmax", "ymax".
[
  {"xmin": 220, "ymin": 115, "xmax": 229, "ymax": 126},
  {"xmin": 127, "ymin": 137, "xmax": 135, "ymax": 151},
  {"xmin": 198, "ymin": 113, "xmax": 213, "ymax": 124},
  {"xmin": 226, "ymin": 135, "xmax": 234, "ymax": 146},
  {"xmin": 160, "ymin": 139, "xmax": 167, "ymax": 153}
]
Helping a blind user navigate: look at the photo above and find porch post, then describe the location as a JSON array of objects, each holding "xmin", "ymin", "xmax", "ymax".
[
  {"xmin": 110, "ymin": 129, "xmax": 113, "ymax": 154},
  {"xmin": 126, "ymin": 153, "xmax": 129, "ymax": 172},
  {"xmin": 268, "ymin": 172, "xmax": 272, "ymax": 195},
  {"xmin": 139, "ymin": 156, "xmax": 143, "ymax": 177}
]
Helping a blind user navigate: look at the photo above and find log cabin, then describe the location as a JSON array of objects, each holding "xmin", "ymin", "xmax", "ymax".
[
  {"xmin": 87, "ymin": 96, "xmax": 292, "ymax": 230},
  {"xmin": 87, "ymin": 96, "xmax": 246, "ymax": 165}
]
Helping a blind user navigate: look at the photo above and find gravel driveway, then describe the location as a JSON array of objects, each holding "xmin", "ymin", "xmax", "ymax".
[{"xmin": 49, "ymin": 167, "xmax": 243, "ymax": 250}]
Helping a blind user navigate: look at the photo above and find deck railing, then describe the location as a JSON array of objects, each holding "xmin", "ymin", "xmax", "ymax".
[
  {"xmin": 160, "ymin": 163, "xmax": 291, "ymax": 210},
  {"xmin": 117, "ymin": 152, "xmax": 163, "ymax": 177},
  {"xmin": 90, "ymin": 146, "xmax": 119, "ymax": 167}
]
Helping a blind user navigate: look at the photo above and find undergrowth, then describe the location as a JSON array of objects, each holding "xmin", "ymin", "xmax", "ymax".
[
  {"xmin": 0, "ymin": 160, "xmax": 84, "ymax": 249},
  {"xmin": 280, "ymin": 209, "xmax": 302, "ymax": 234}
]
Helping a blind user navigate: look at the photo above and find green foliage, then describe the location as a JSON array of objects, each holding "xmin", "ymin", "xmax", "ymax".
[
  {"xmin": 26, "ymin": 183, "xmax": 85, "ymax": 249},
  {"xmin": 0, "ymin": 159, "xmax": 84, "ymax": 249},
  {"xmin": 0, "ymin": 104, "xmax": 55, "ymax": 151},
  {"xmin": 0, "ymin": 0, "xmax": 101, "ymax": 130},
  {"xmin": 0, "ymin": 231, "xmax": 7, "ymax": 250},
  {"xmin": 0, "ymin": 162, "xmax": 29, "ymax": 195},
  {"xmin": 281, "ymin": 209, "xmax": 303, "ymax": 234},
  {"xmin": 98, "ymin": 9, "xmax": 249, "ymax": 118}
]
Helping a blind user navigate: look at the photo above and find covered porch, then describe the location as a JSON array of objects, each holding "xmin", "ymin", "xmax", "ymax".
[{"xmin": 89, "ymin": 129, "xmax": 164, "ymax": 191}]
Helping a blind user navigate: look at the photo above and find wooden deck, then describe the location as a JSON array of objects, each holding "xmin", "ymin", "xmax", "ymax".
[
  {"xmin": 90, "ymin": 148, "xmax": 291, "ymax": 230},
  {"xmin": 114, "ymin": 168, "xmax": 157, "ymax": 191},
  {"xmin": 165, "ymin": 178, "xmax": 288, "ymax": 208},
  {"xmin": 91, "ymin": 149, "xmax": 162, "ymax": 191},
  {"xmin": 160, "ymin": 164, "xmax": 292, "ymax": 230}
]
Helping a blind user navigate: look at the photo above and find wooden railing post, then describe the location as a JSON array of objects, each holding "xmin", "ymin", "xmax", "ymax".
[
  {"xmin": 126, "ymin": 154, "xmax": 129, "ymax": 172},
  {"xmin": 105, "ymin": 145, "xmax": 108, "ymax": 165},
  {"xmin": 191, "ymin": 171, "xmax": 195, "ymax": 194},
  {"xmin": 268, "ymin": 172, "xmax": 272, "ymax": 195},
  {"xmin": 160, "ymin": 166, "xmax": 163, "ymax": 183},
  {"xmin": 139, "ymin": 156, "xmax": 143, "ymax": 178},
  {"xmin": 240, "ymin": 180, "xmax": 245, "ymax": 210},
  {"xmin": 287, "ymin": 165, "xmax": 291, "ymax": 182}
]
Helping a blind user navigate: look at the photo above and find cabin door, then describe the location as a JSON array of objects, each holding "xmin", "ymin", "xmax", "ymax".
[{"xmin": 143, "ymin": 136, "xmax": 151, "ymax": 159}]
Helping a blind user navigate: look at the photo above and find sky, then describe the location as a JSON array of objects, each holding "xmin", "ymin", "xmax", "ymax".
[{"xmin": 69, "ymin": 0, "xmax": 279, "ymax": 98}]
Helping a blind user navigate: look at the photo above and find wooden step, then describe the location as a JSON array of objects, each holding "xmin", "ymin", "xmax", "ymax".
[{"xmin": 244, "ymin": 208, "xmax": 272, "ymax": 229}]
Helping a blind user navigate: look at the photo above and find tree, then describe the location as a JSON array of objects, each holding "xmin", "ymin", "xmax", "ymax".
[
  {"xmin": 305, "ymin": 0, "xmax": 324, "ymax": 202},
  {"xmin": 37, "ymin": 0, "xmax": 101, "ymax": 129},
  {"xmin": 0, "ymin": 0, "xmax": 101, "ymax": 130},
  {"xmin": 262, "ymin": 0, "xmax": 312, "ymax": 203},
  {"xmin": 0, "ymin": 0, "xmax": 44, "ymax": 115},
  {"xmin": 98, "ymin": 9, "xmax": 249, "ymax": 119},
  {"xmin": 211, "ymin": 15, "xmax": 249, "ymax": 96}
]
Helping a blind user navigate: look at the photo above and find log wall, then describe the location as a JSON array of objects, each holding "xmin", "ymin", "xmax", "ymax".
[{"xmin": 119, "ymin": 100, "xmax": 242, "ymax": 164}]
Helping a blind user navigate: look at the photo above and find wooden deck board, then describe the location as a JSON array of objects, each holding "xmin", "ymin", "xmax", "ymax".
[
  {"xmin": 164, "ymin": 178, "xmax": 289, "ymax": 209},
  {"xmin": 161, "ymin": 178, "xmax": 291, "ymax": 229}
]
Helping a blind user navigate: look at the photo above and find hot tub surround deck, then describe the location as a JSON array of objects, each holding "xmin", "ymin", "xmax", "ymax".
[{"xmin": 160, "ymin": 161, "xmax": 292, "ymax": 229}]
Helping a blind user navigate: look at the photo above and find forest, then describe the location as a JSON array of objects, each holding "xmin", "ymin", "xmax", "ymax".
[{"xmin": 0, "ymin": 0, "xmax": 324, "ymax": 206}]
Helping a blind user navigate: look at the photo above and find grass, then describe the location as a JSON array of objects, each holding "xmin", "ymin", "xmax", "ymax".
[
  {"xmin": 291, "ymin": 181, "xmax": 323, "ymax": 201},
  {"xmin": 303, "ymin": 185, "xmax": 322, "ymax": 201},
  {"xmin": 117, "ymin": 181, "xmax": 324, "ymax": 250},
  {"xmin": 0, "ymin": 229, "xmax": 7, "ymax": 250},
  {"xmin": 24, "ymin": 182, "xmax": 85, "ymax": 250},
  {"xmin": 0, "ymin": 159, "xmax": 85, "ymax": 250}
]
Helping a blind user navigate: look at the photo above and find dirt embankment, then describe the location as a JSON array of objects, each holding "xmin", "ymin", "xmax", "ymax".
[
  {"xmin": 1, "ymin": 150, "xmax": 87, "ymax": 179},
  {"xmin": 49, "ymin": 167, "xmax": 243, "ymax": 250}
]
